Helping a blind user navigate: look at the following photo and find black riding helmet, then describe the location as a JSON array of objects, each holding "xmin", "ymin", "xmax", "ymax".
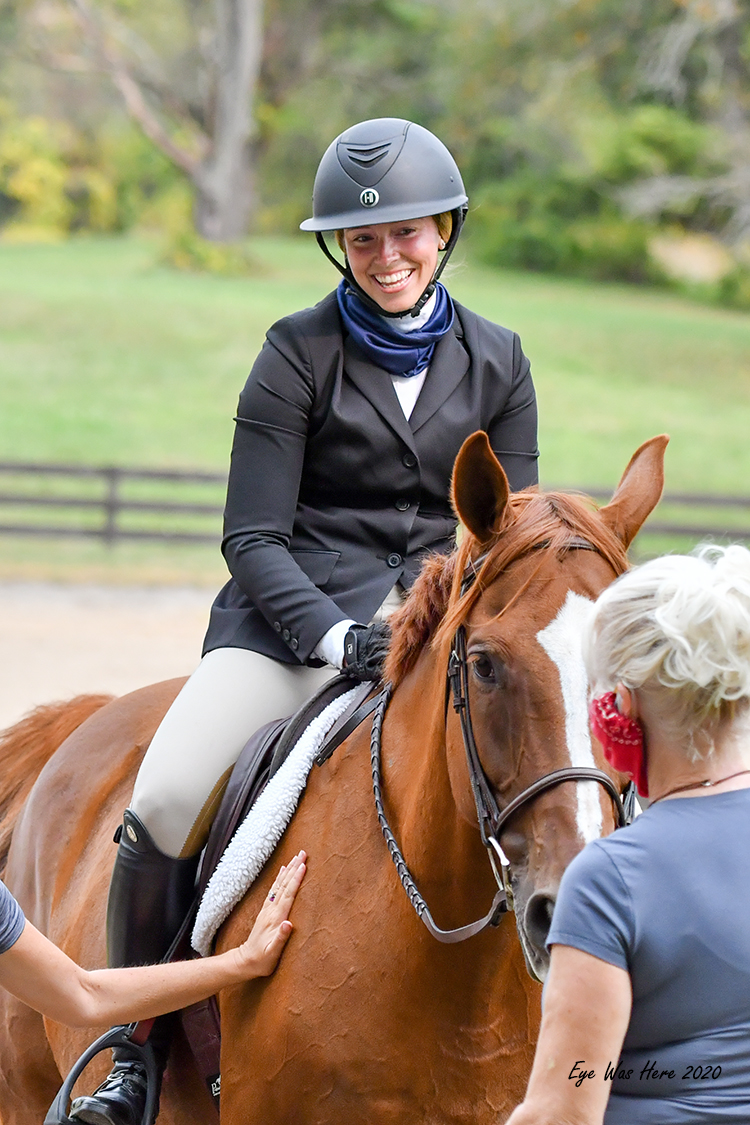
[{"xmin": 300, "ymin": 118, "xmax": 468, "ymax": 318}]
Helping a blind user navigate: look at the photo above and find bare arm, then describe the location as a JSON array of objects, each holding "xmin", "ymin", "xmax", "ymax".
[
  {"xmin": 505, "ymin": 944, "xmax": 632, "ymax": 1125},
  {"xmin": 0, "ymin": 851, "xmax": 305, "ymax": 1028}
]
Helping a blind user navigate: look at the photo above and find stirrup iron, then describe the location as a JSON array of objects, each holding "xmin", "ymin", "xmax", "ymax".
[{"xmin": 45, "ymin": 1026, "xmax": 159, "ymax": 1125}]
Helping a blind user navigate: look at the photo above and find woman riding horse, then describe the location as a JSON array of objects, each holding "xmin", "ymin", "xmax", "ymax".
[
  {"xmin": 70, "ymin": 117, "xmax": 539, "ymax": 1124},
  {"xmin": 0, "ymin": 433, "xmax": 668, "ymax": 1125},
  {"xmin": 507, "ymin": 544, "xmax": 750, "ymax": 1125}
]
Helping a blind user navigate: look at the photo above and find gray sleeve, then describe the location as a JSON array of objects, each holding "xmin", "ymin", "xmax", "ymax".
[
  {"xmin": 546, "ymin": 840, "xmax": 633, "ymax": 971},
  {"xmin": 0, "ymin": 880, "xmax": 25, "ymax": 955}
]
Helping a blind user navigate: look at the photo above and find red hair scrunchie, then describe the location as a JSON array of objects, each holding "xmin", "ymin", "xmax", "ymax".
[{"xmin": 589, "ymin": 691, "xmax": 648, "ymax": 798}]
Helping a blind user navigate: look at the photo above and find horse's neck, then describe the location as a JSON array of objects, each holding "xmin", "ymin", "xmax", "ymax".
[
  {"xmin": 383, "ymin": 654, "xmax": 452, "ymax": 820},
  {"xmin": 380, "ymin": 649, "xmax": 498, "ymax": 930}
]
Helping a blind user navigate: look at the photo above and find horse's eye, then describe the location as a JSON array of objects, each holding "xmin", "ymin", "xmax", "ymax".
[{"xmin": 471, "ymin": 654, "xmax": 496, "ymax": 683}]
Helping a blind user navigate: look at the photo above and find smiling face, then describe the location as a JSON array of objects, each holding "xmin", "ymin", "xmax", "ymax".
[{"xmin": 342, "ymin": 216, "xmax": 442, "ymax": 313}]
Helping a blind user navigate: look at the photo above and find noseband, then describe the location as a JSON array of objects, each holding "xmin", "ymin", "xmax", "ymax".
[{"xmin": 371, "ymin": 538, "xmax": 636, "ymax": 945}]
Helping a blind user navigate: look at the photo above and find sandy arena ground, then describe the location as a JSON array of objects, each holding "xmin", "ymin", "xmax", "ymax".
[{"xmin": 0, "ymin": 583, "xmax": 213, "ymax": 730}]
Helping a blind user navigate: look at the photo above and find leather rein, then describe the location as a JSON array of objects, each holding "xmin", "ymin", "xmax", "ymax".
[{"xmin": 370, "ymin": 537, "xmax": 636, "ymax": 945}]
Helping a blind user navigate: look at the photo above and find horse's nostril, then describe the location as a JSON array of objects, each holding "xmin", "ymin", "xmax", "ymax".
[{"xmin": 524, "ymin": 892, "xmax": 557, "ymax": 951}]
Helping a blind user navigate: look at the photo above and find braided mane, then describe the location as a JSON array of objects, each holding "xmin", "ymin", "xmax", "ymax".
[{"xmin": 384, "ymin": 489, "xmax": 629, "ymax": 688}]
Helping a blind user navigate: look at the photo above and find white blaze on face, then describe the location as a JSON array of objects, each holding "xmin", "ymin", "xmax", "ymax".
[{"xmin": 536, "ymin": 591, "xmax": 602, "ymax": 844}]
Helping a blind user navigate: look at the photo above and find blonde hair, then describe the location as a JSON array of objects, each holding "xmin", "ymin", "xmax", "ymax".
[
  {"xmin": 335, "ymin": 212, "xmax": 453, "ymax": 254},
  {"xmin": 585, "ymin": 545, "xmax": 750, "ymax": 756}
]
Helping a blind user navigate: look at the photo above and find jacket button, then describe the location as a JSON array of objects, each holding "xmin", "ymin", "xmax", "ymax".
[
  {"xmin": 395, "ymin": 498, "xmax": 410, "ymax": 511},
  {"xmin": 282, "ymin": 628, "xmax": 291, "ymax": 642},
  {"xmin": 290, "ymin": 637, "xmax": 299, "ymax": 651},
  {"xmin": 387, "ymin": 553, "xmax": 403, "ymax": 568},
  {"xmin": 273, "ymin": 621, "xmax": 282, "ymax": 633},
  {"xmin": 402, "ymin": 452, "xmax": 418, "ymax": 468}
]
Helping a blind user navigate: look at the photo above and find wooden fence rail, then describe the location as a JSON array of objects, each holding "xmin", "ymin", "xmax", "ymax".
[
  {"xmin": 581, "ymin": 489, "xmax": 750, "ymax": 544},
  {"xmin": 0, "ymin": 463, "xmax": 227, "ymax": 545},
  {"xmin": 0, "ymin": 463, "xmax": 749, "ymax": 548}
]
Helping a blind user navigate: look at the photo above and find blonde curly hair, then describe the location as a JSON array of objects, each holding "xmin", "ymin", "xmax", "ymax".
[{"xmin": 585, "ymin": 545, "xmax": 750, "ymax": 757}]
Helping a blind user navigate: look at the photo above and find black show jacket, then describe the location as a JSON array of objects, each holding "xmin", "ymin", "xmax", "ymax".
[{"xmin": 203, "ymin": 290, "xmax": 538, "ymax": 665}]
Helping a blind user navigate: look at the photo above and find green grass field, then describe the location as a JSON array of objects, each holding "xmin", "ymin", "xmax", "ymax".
[{"xmin": 1, "ymin": 235, "xmax": 749, "ymax": 582}]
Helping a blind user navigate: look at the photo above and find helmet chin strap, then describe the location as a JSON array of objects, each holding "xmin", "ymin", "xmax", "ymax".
[{"xmin": 315, "ymin": 206, "xmax": 467, "ymax": 319}]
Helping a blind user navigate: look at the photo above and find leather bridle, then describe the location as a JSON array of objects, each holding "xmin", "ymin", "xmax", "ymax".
[{"xmin": 370, "ymin": 539, "xmax": 636, "ymax": 944}]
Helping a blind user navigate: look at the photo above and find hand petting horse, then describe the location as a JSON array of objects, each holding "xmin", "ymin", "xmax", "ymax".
[{"xmin": 0, "ymin": 432, "xmax": 667, "ymax": 1125}]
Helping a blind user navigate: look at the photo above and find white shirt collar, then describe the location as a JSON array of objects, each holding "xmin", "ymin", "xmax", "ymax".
[{"xmin": 380, "ymin": 291, "xmax": 438, "ymax": 334}]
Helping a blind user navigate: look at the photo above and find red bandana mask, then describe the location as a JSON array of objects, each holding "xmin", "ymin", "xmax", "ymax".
[{"xmin": 589, "ymin": 691, "xmax": 648, "ymax": 798}]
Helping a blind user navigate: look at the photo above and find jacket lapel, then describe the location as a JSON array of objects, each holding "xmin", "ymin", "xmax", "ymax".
[
  {"xmin": 407, "ymin": 321, "xmax": 470, "ymax": 434},
  {"xmin": 344, "ymin": 340, "xmax": 418, "ymax": 451},
  {"xmin": 343, "ymin": 316, "xmax": 470, "ymax": 443}
]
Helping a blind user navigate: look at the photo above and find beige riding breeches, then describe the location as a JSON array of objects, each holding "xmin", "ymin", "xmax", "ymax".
[
  {"xmin": 130, "ymin": 649, "xmax": 337, "ymax": 857},
  {"xmin": 130, "ymin": 585, "xmax": 403, "ymax": 858}
]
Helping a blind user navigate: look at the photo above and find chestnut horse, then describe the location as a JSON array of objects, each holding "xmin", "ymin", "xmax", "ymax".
[{"xmin": 0, "ymin": 433, "xmax": 667, "ymax": 1125}]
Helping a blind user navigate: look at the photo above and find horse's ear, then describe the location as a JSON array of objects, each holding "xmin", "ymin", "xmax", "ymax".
[
  {"xmin": 451, "ymin": 431, "xmax": 510, "ymax": 545},
  {"xmin": 599, "ymin": 434, "xmax": 669, "ymax": 548}
]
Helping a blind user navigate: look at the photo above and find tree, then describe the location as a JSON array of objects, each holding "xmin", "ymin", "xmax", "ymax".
[
  {"xmin": 624, "ymin": 0, "xmax": 750, "ymax": 254},
  {"xmin": 67, "ymin": 0, "xmax": 263, "ymax": 240}
]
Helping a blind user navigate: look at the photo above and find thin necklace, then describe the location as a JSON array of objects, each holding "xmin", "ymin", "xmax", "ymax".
[{"xmin": 650, "ymin": 769, "xmax": 750, "ymax": 805}]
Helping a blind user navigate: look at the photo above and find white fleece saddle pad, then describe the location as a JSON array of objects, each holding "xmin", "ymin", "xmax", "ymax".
[{"xmin": 191, "ymin": 686, "xmax": 358, "ymax": 956}]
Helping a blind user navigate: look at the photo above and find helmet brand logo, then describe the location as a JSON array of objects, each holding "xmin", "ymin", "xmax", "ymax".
[{"xmin": 360, "ymin": 189, "xmax": 379, "ymax": 207}]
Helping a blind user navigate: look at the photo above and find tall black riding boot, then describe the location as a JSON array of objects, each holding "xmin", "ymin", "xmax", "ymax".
[{"xmin": 69, "ymin": 809, "xmax": 199, "ymax": 1125}]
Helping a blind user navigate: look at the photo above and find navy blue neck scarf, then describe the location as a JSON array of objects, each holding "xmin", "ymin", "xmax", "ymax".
[{"xmin": 336, "ymin": 280, "xmax": 454, "ymax": 378}]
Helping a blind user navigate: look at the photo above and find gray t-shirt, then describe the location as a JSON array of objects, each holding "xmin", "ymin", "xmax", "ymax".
[
  {"xmin": 0, "ymin": 879, "xmax": 25, "ymax": 955},
  {"xmin": 547, "ymin": 789, "xmax": 750, "ymax": 1124}
]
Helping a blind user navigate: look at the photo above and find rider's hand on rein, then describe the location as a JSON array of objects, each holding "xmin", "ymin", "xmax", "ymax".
[{"xmin": 342, "ymin": 622, "xmax": 391, "ymax": 682}]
